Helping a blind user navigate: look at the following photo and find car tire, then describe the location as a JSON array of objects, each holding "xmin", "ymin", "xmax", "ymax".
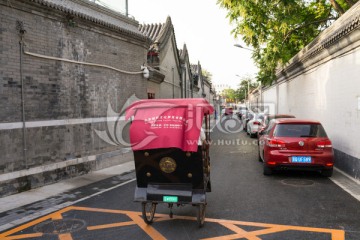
[
  {"xmin": 263, "ymin": 164, "xmax": 273, "ymax": 175},
  {"xmin": 321, "ymin": 168, "xmax": 333, "ymax": 177}
]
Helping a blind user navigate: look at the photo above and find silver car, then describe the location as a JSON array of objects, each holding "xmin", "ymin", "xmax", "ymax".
[{"xmin": 246, "ymin": 113, "xmax": 265, "ymax": 137}]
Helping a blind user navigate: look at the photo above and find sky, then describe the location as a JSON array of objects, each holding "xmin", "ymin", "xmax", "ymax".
[{"xmin": 100, "ymin": 0, "xmax": 258, "ymax": 89}]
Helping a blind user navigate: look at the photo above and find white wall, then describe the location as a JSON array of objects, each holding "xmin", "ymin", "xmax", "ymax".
[{"xmin": 263, "ymin": 46, "xmax": 360, "ymax": 159}]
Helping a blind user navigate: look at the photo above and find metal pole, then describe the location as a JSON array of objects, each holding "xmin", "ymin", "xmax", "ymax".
[
  {"xmin": 247, "ymin": 80, "xmax": 250, "ymax": 100},
  {"xmin": 125, "ymin": 0, "xmax": 128, "ymax": 17}
]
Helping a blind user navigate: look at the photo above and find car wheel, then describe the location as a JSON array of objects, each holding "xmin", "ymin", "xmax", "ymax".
[
  {"xmin": 321, "ymin": 168, "xmax": 333, "ymax": 177},
  {"xmin": 263, "ymin": 164, "xmax": 273, "ymax": 175}
]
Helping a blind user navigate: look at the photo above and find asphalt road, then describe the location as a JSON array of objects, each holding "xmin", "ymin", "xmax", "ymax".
[{"xmin": 1, "ymin": 116, "xmax": 360, "ymax": 239}]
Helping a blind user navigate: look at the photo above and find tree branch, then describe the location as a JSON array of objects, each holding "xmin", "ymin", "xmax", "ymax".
[
  {"xmin": 330, "ymin": 0, "xmax": 345, "ymax": 15},
  {"xmin": 344, "ymin": 0, "xmax": 355, "ymax": 7},
  {"xmin": 281, "ymin": 17, "xmax": 337, "ymax": 46}
]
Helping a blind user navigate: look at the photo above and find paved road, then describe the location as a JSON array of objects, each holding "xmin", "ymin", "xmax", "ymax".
[{"xmin": 1, "ymin": 117, "xmax": 360, "ymax": 239}]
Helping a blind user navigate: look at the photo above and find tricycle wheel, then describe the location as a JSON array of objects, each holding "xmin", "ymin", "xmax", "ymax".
[
  {"xmin": 197, "ymin": 204, "xmax": 206, "ymax": 228},
  {"xmin": 142, "ymin": 202, "xmax": 156, "ymax": 224}
]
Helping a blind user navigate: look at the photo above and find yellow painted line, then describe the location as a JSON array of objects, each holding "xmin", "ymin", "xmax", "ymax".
[
  {"xmin": 58, "ymin": 233, "xmax": 73, "ymax": 240},
  {"xmin": 244, "ymin": 226, "xmax": 288, "ymax": 236},
  {"xmin": 51, "ymin": 212, "xmax": 63, "ymax": 220},
  {"xmin": 0, "ymin": 206, "xmax": 74, "ymax": 239},
  {"xmin": 201, "ymin": 222, "xmax": 264, "ymax": 240},
  {"xmin": 127, "ymin": 212, "xmax": 166, "ymax": 240},
  {"xmin": 201, "ymin": 234, "xmax": 243, "ymax": 240},
  {"xmin": 70, "ymin": 206, "xmax": 132, "ymax": 215},
  {"xmin": 1, "ymin": 233, "xmax": 43, "ymax": 239},
  {"xmin": 221, "ymin": 223, "xmax": 262, "ymax": 240},
  {"xmin": 0, "ymin": 214, "xmax": 52, "ymax": 238},
  {"xmin": 0, "ymin": 206, "xmax": 345, "ymax": 240},
  {"xmin": 87, "ymin": 221, "xmax": 136, "ymax": 230}
]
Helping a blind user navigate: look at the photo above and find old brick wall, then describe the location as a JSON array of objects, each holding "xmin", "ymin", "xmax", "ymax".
[{"xmin": 0, "ymin": 0, "xmax": 149, "ymax": 196}]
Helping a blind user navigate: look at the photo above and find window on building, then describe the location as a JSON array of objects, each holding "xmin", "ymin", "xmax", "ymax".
[{"xmin": 148, "ymin": 92, "xmax": 155, "ymax": 99}]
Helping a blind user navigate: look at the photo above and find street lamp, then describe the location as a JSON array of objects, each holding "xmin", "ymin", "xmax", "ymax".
[{"xmin": 234, "ymin": 44, "xmax": 254, "ymax": 52}]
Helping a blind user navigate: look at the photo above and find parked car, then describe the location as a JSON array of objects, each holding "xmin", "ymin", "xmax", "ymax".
[
  {"xmin": 241, "ymin": 112, "xmax": 254, "ymax": 130},
  {"xmin": 246, "ymin": 113, "xmax": 265, "ymax": 138},
  {"xmin": 258, "ymin": 119, "xmax": 334, "ymax": 177},
  {"xmin": 236, "ymin": 107, "xmax": 247, "ymax": 119},
  {"xmin": 258, "ymin": 114, "xmax": 296, "ymax": 137},
  {"xmin": 238, "ymin": 109, "xmax": 247, "ymax": 120}
]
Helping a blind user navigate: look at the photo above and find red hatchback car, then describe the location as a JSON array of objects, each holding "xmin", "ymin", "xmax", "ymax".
[{"xmin": 258, "ymin": 119, "xmax": 334, "ymax": 177}]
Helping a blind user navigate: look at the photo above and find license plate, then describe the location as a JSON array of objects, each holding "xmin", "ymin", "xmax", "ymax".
[
  {"xmin": 163, "ymin": 196, "xmax": 178, "ymax": 203},
  {"xmin": 291, "ymin": 156, "xmax": 312, "ymax": 163}
]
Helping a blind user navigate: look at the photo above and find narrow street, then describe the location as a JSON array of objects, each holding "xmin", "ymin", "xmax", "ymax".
[{"xmin": 1, "ymin": 117, "xmax": 359, "ymax": 240}]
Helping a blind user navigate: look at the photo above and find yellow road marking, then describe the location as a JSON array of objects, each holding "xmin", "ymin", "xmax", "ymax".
[
  {"xmin": 127, "ymin": 212, "xmax": 167, "ymax": 240},
  {"xmin": 205, "ymin": 222, "xmax": 263, "ymax": 240},
  {"xmin": 1, "ymin": 233, "xmax": 43, "ymax": 239},
  {"xmin": 0, "ymin": 206, "xmax": 345, "ymax": 240},
  {"xmin": 87, "ymin": 221, "xmax": 136, "ymax": 230},
  {"xmin": 58, "ymin": 233, "xmax": 73, "ymax": 240}
]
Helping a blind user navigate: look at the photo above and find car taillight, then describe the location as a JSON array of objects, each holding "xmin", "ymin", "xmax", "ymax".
[
  {"xmin": 253, "ymin": 121, "xmax": 261, "ymax": 125},
  {"xmin": 267, "ymin": 139, "xmax": 285, "ymax": 148},
  {"xmin": 316, "ymin": 139, "xmax": 332, "ymax": 148}
]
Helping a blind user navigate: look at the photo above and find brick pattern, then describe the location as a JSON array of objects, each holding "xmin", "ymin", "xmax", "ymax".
[{"xmin": 0, "ymin": 0, "xmax": 147, "ymax": 195}]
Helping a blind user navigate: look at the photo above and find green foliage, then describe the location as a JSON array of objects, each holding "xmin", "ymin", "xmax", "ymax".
[
  {"xmin": 221, "ymin": 88, "xmax": 236, "ymax": 101},
  {"xmin": 235, "ymin": 75, "xmax": 259, "ymax": 101},
  {"xmin": 218, "ymin": 0, "xmax": 358, "ymax": 85},
  {"xmin": 202, "ymin": 69, "xmax": 213, "ymax": 83}
]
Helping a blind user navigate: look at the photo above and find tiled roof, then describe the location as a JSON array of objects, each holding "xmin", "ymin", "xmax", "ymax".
[
  {"xmin": 190, "ymin": 64, "xmax": 199, "ymax": 75},
  {"xmin": 179, "ymin": 44, "xmax": 188, "ymax": 62},
  {"xmin": 138, "ymin": 23, "xmax": 164, "ymax": 42},
  {"xmin": 139, "ymin": 16, "xmax": 177, "ymax": 52},
  {"xmin": 29, "ymin": 0, "xmax": 147, "ymax": 40}
]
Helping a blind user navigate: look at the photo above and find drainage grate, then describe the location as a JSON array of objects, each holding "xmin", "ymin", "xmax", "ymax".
[
  {"xmin": 281, "ymin": 179, "xmax": 315, "ymax": 186},
  {"xmin": 34, "ymin": 219, "xmax": 86, "ymax": 234}
]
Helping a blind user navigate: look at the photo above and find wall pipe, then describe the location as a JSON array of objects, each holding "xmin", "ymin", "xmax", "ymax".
[
  {"xmin": 172, "ymin": 67, "xmax": 175, "ymax": 98},
  {"xmin": 24, "ymin": 50, "xmax": 144, "ymax": 75},
  {"xmin": 17, "ymin": 21, "xmax": 28, "ymax": 169}
]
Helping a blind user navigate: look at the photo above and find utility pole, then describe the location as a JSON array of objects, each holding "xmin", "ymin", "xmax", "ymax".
[{"xmin": 125, "ymin": 0, "xmax": 128, "ymax": 17}]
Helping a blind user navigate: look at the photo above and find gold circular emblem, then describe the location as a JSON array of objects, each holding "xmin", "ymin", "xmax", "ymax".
[{"xmin": 159, "ymin": 157, "xmax": 177, "ymax": 173}]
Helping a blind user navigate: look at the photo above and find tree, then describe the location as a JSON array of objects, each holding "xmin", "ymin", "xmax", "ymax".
[
  {"xmin": 235, "ymin": 75, "xmax": 258, "ymax": 102},
  {"xmin": 202, "ymin": 69, "xmax": 213, "ymax": 84},
  {"xmin": 221, "ymin": 88, "xmax": 236, "ymax": 103},
  {"xmin": 218, "ymin": 0, "xmax": 358, "ymax": 85}
]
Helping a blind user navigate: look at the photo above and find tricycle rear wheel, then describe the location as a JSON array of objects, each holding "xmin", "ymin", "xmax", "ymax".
[
  {"xmin": 142, "ymin": 202, "xmax": 157, "ymax": 224},
  {"xmin": 197, "ymin": 204, "xmax": 206, "ymax": 227}
]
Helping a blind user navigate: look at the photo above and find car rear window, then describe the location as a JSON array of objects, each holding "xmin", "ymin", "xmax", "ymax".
[
  {"xmin": 255, "ymin": 114, "xmax": 265, "ymax": 120},
  {"xmin": 274, "ymin": 124, "xmax": 328, "ymax": 137}
]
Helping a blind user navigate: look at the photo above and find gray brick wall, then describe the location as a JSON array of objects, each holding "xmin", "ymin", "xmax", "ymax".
[{"xmin": 0, "ymin": 0, "xmax": 148, "ymax": 196}]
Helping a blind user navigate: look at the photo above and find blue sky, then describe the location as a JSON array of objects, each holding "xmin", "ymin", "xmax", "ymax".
[{"xmin": 100, "ymin": 0, "xmax": 258, "ymax": 89}]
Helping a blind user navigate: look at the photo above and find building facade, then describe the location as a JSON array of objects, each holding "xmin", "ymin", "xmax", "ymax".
[
  {"xmin": 0, "ymin": 0, "xmax": 149, "ymax": 196},
  {"xmin": 139, "ymin": 17, "xmax": 182, "ymax": 99}
]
